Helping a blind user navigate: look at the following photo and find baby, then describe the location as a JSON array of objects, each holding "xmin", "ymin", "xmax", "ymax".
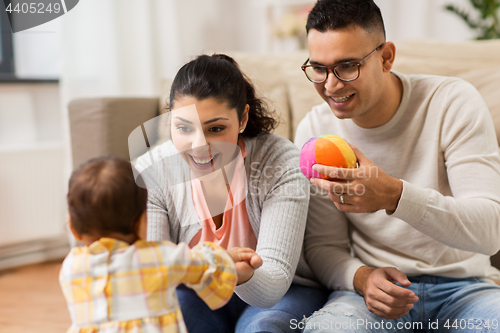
[{"xmin": 59, "ymin": 156, "xmax": 262, "ymax": 333}]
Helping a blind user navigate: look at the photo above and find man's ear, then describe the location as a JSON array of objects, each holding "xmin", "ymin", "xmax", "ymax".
[
  {"xmin": 135, "ymin": 211, "xmax": 148, "ymax": 240},
  {"xmin": 380, "ymin": 42, "xmax": 396, "ymax": 72},
  {"xmin": 68, "ymin": 215, "xmax": 83, "ymax": 241}
]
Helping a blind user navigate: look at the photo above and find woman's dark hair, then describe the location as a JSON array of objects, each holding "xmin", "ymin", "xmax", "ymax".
[
  {"xmin": 306, "ymin": 0, "xmax": 386, "ymax": 39},
  {"xmin": 67, "ymin": 157, "xmax": 147, "ymax": 236},
  {"xmin": 169, "ymin": 54, "xmax": 277, "ymax": 138}
]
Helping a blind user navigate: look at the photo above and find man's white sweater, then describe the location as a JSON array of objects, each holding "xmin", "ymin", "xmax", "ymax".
[{"xmin": 295, "ymin": 72, "xmax": 500, "ymax": 291}]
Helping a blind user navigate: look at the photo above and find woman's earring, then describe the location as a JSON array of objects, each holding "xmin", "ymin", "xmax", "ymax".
[{"xmin": 239, "ymin": 129, "xmax": 244, "ymax": 133}]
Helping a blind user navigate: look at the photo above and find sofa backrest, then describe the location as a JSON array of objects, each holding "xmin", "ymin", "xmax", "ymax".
[
  {"xmin": 231, "ymin": 50, "xmax": 321, "ymax": 141},
  {"xmin": 68, "ymin": 98, "xmax": 160, "ymax": 168}
]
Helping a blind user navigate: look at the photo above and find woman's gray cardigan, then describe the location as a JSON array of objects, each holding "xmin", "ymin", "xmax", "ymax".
[{"xmin": 135, "ymin": 133, "xmax": 320, "ymax": 308}]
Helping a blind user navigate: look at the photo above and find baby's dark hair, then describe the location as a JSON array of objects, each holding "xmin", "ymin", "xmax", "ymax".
[
  {"xmin": 169, "ymin": 54, "xmax": 277, "ymax": 138},
  {"xmin": 67, "ymin": 157, "xmax": 147, "ymax": 236},
  {"xmin": 306, "ymin": 0, "xmax": 386, "ymax": 39}
]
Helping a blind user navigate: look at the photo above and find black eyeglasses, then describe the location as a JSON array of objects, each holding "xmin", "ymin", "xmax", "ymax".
[{"xmin": 301, "ymin": 42, "xmax": 385, "ymax": 83}]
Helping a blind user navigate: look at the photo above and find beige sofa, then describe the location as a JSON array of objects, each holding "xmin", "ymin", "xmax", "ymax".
[{"xmin": 68, "ymin": 39, "xmax": 500, "ymax": 269}]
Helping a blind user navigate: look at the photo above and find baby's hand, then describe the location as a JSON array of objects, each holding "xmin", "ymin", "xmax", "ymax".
[{"xmin": 227, "ymin": 247, "xmax": 262, "ymax": 285}]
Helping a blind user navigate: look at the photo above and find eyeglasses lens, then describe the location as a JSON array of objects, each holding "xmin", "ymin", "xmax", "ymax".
[
  {"xmin": 335, "ymin": 64, "xmax": 359, "ymax": 81},
  {"xmin": 305, "ymin": 64, "xmax": 359, "ymax": 83}
]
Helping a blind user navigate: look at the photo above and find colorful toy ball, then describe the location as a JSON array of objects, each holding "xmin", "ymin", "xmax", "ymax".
[{"xmin": 300, "ymin": 135, "xmax": 357, "ymax": 180}]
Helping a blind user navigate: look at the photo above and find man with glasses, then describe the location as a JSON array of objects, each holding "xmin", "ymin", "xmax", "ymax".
[{"xmin": 295, "ymin": 0, "xmax": 500, "ymax": 332}]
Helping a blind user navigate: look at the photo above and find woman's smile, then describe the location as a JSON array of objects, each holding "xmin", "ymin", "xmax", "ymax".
[{"xmin": 188, "ymin": 153, "xmax": 220, "ymax": 170}]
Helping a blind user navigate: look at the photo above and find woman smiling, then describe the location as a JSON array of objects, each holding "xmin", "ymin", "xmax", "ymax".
[{"xmin": 136, "ymin": 54, "xmax": 327, "ymax": 332}]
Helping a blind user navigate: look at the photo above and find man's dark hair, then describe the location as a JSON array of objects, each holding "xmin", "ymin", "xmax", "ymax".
[
  {"xmin": 67, "ymin": 157, "xmax": 147, "ymax": 236},
  {"xmin": 306, "ymin": 0, "xmax": 386, "ymax": 38}
]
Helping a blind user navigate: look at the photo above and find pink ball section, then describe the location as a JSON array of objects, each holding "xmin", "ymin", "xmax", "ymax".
[{"xmin": 300, "ymin": 137, "xmax": 322, "ymax": 180}]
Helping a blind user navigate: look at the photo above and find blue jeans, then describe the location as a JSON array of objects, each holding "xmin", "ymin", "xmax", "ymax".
[
  {"xmin": 303, "ymin": 276, "xmax": 500, "ymax": 333},
  {"xmin": 177, "ymin": 283, "xmax": 329, "ymax": 333}
]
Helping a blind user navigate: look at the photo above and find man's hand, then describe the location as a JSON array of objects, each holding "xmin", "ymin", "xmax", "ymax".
[
  {"xmin": 227, "ymin": 247, "xmax": 263, "ymax": 285},
  {"xmin": 310, "ymin": 144, "xmax": 403, "ymax": 214},
  {"xmin": 354, "ymin": 266, "xmax": 419, "ymax": 319}
]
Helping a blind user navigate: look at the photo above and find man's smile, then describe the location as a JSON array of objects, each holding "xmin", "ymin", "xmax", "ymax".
[{"xmin": 330, "ymin": 93, "xmax": 355, "ymax": 103}]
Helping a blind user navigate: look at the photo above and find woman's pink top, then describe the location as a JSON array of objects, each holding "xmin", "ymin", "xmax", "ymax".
[{"xmin": 189, "ymin": 139, "xmax": 257, "ymax": 250}]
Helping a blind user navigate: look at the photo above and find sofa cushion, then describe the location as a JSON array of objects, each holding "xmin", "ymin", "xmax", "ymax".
[
  {"xmin": 262, "ymin": 83, "xmax": 291, "ymax": 139},
  {"xmin": 235, "ymin": 54, "xmax": 294, "ymax": 140},
  {"xmin": 287, "ymin": 74, "xmax": 324, "ymax": 140},
  {"xmin": 233, "ymin": 51, "xmax": 322, "ymax": 141},
  {"xmin": 157, "ymin": 79, "xmax": 172, "ymax": 146},
  {"xmin": 68, "ymin": 98, "xmax": 160, "ymax": 168},
  {"xmin": 393, "ymin": 39, "xmax": 500, "ymax": 76}
]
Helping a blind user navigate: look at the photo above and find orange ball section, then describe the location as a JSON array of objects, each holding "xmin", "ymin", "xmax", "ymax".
[
  {"xmin": 314, "ymin": 136, "xmax": 357, "ymax": 180},
  {"xmin": 315, "ymin": 137, "xmax": 348, "ymax": 167},
  {"xmin": 315, "ymin": 137, "xmax": 346, "ymax": 180},
  {"xmin": 324, "ymin": 135, "xmax": 357, "ymax": 168}
]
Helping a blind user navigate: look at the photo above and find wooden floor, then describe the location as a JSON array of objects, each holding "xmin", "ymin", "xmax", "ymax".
[{"xmin": 0, "ymin": 260, "xmax": 71, "ymax": 333}]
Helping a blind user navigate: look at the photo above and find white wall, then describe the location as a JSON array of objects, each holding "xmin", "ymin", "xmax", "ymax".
[
  {"xmin": 59, "ymin": 0, "xmax": 256, "ymax": 101},
  {"xmin": 12, "ymin": 16, "xmax": 61, "ymax": 79},
  {"xmin": 0, "ymin": 84, "xmax": 61, "ymax": 146},
  {"xmin": 0, "ymin": 16, "xmax": 67, "ymax": 264},
  {"xmin": 375, "ymin": 0, "xmax": 476, "ymax": 42},
  {"xmin": 59, "ymin": 0, "xmax": 480, "ymax": 103},
  {"xmin": 0, "ymin": 82, "xmax": 68, "ymax": 268}
]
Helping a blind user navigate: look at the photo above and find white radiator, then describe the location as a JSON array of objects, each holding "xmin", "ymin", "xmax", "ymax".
[{"xmin": 0, "ymin": 142, "xmax": 69, "ymax": 269}]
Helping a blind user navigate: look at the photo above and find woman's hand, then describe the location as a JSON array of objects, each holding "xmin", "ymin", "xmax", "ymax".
[{"xmin": 227, "ymin": 247, "xmax": 263, "ymax": 285}]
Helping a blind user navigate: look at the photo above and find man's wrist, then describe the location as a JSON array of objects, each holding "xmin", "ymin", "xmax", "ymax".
[
  {"xmin": 386, "ymin": 178, "xmax": 403, "ymax": 214},
  {"xmin": 353, "ymin": 266, "xmax": 375, "ymax": 296}
]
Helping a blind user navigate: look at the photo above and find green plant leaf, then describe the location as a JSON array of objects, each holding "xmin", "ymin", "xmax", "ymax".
[{"xmin": 445, "ymin": 0, "xmax": 500, "ymax": 39}]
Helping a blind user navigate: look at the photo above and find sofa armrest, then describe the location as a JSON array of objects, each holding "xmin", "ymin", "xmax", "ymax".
[{"xmin": 68, "ymin": 97, "xmax": 160, "ymax": 169}]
